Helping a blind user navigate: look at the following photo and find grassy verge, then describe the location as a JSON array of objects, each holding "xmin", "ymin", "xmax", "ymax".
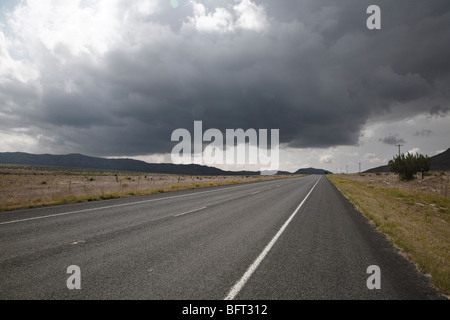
[
  {"xmin": 327, "ymin": 174, "xmax": 449, "ymax": 296},
  {"xmin": 0, "ymin": 165, "xmax": 301, "ymax": 211}
]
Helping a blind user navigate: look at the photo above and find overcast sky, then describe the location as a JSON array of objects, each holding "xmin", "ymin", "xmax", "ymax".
[{"xmin": 1, "ymin": 0, "xmax": 449, "ymax": 173}]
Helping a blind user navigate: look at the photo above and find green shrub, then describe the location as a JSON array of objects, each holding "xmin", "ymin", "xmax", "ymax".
[{"xmin": 388, "ymin": 152, "xmax": 430, "ymax": 181}]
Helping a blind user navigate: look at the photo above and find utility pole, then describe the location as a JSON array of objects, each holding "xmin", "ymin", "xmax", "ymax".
[
  {"xmin": 359, "ymin": 162, "xmax": 361, "ymax": 173},
  {"xmin": 346, "ymin": 165, "xmax": 348, "ymax": 174},
  {"xmin": 395, "ymin": 144, "xmax": 403, "ymax": 157}
]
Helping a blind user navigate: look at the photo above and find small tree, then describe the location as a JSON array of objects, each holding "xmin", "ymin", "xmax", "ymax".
[{"xmin": 388, "ymin": 152, "xmax": 431, "ymax": 180}]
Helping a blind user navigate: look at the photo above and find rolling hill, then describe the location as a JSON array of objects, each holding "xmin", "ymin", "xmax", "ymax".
[
  {"xmin": 0, "ymin": 152, "xmax": 298, "ymax": 176},
  {"xmin": 294, "ymin": 167, "xmax": 332, "ymax": 175},
  {"xmin": 0, "ymin": 152, "xmax": 242, "ymax": 175},
  {"xmin": 364, "ymin": 148, "xmax": 450, "ymax": 173},
  {"xmin": 0, "ymin": 152, "xmax": 334, "ymax": 176}
]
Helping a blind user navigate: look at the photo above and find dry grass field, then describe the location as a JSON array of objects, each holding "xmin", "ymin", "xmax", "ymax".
[
  {"xmin": 0, "ymin": 164, "xmax": 297, "ymax": 211},
  {"xmin": 328, "ymin": 171, "xmax": 450, "ymax": 296}
]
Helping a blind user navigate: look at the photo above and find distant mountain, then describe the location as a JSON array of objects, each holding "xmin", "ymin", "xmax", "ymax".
[
  {"xmin": 0, "ymin": 152, "xmax": 250, "ymax": 176},
  {"xmin": 429, "ymin": 148, "xmax": 450, "ymax": 171},
  {"xmin": 364, "ymin": 148, "xmax": 450, "ymax": 173},
  {"xmin": 0, "ymin": 152, "xmax": 298, "ymax": 176},
  {"xmin": 294, "ymin": 167, "xmax": 332, "ymax": 175},
  {"xmin": 364, "ymin": 164, "xmax": 389, "ymax": 173},
  {"xmin": 0, "ymin": 152, "xmax": 334, "ymax": 176}
]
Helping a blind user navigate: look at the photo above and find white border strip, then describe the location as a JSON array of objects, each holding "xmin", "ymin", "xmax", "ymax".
[
  {"xmin": 224, "ymin": 176, "xmax": 321, "ymax": 300},
  {"xmin": 173, "ymin": 206, "xmax": 207, "ymax": 217},
  {"xmin": 0, "ymin": 177, "xmax": 303, "ymax": 226},
  {"xmin": 0, "ymin": 184, "xmax": 246, "ymax": 225}
]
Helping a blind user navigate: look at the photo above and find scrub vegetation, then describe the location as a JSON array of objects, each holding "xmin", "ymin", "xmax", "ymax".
[{"xmin": 0, "ymin": 164, "xmax": 298, "ymax": 211}]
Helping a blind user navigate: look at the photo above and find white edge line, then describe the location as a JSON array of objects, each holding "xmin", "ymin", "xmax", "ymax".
[
  {"xmin": 173, "ymin": 206, "xmax": 207, "ymax": 217},
  {"xmin": 0, "ymin": 185, "xmax": 242, "ymax": 226},
  {"xmin": 224, "ymin": 176, "xmax": 322, "ymax": 300},
  {"xmin": 0, "ymin": 177, "xmax": 304, "ymax": 226}
]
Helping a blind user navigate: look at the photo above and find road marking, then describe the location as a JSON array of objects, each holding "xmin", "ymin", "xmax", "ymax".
[
  {"xmin": 250, "ymin": 191, "xmax": 261, "ymax": 195},
  {"xmin": 224, "ymin": 176, "xmax": 321, "ymax": 300},
  {"xmin": 173, "ymin": 206, "xmax": 207, "ymax": 217},
  {"xmin": 0, "ymin": 179, "xmax": 291, "ymax": 226},
  {"xmin": 71, "ymin": 240, "xmax": 86, "ymax": 245}
]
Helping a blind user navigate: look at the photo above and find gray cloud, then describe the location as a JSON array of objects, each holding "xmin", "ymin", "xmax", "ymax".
[
  {"xmin": 430, "ymin": 105, "xmax": 450, "ymax": 117},
  {"xmin": 0, "ymin": 0, "xmax": 449, "ymax": 157},
  {"xmin": 379, "ymin": 134, "xmax": 406, "ymax": 146},
  {"xmin": 414, "ymin": 129, "xmax": 433, "ymax": 137}
]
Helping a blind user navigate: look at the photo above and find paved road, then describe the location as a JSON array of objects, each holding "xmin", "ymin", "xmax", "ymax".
[{"xmin": 0, "ymin": 175, "xmax": 443, "ymax": 299}]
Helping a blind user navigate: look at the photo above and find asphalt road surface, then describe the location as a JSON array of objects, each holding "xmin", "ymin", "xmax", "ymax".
[{"xmin": 0, "ymin": 175, "xmax": 443, "ymax": 299}]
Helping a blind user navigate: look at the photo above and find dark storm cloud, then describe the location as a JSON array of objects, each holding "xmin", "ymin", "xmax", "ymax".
[
  {"xmin": 430, "ymin": 105, "xmax": 450, "ymax": 117},
  {"xmin": 2, "ymin": 0, "xmax": 449, "ymax": 157},
  {"xmin": 414, "ymin": 130, "xmax": 433, "ymax": 137},
  {"xmin": 379, "ymin": 134, "xmax": 406, "ymax": 146}
]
